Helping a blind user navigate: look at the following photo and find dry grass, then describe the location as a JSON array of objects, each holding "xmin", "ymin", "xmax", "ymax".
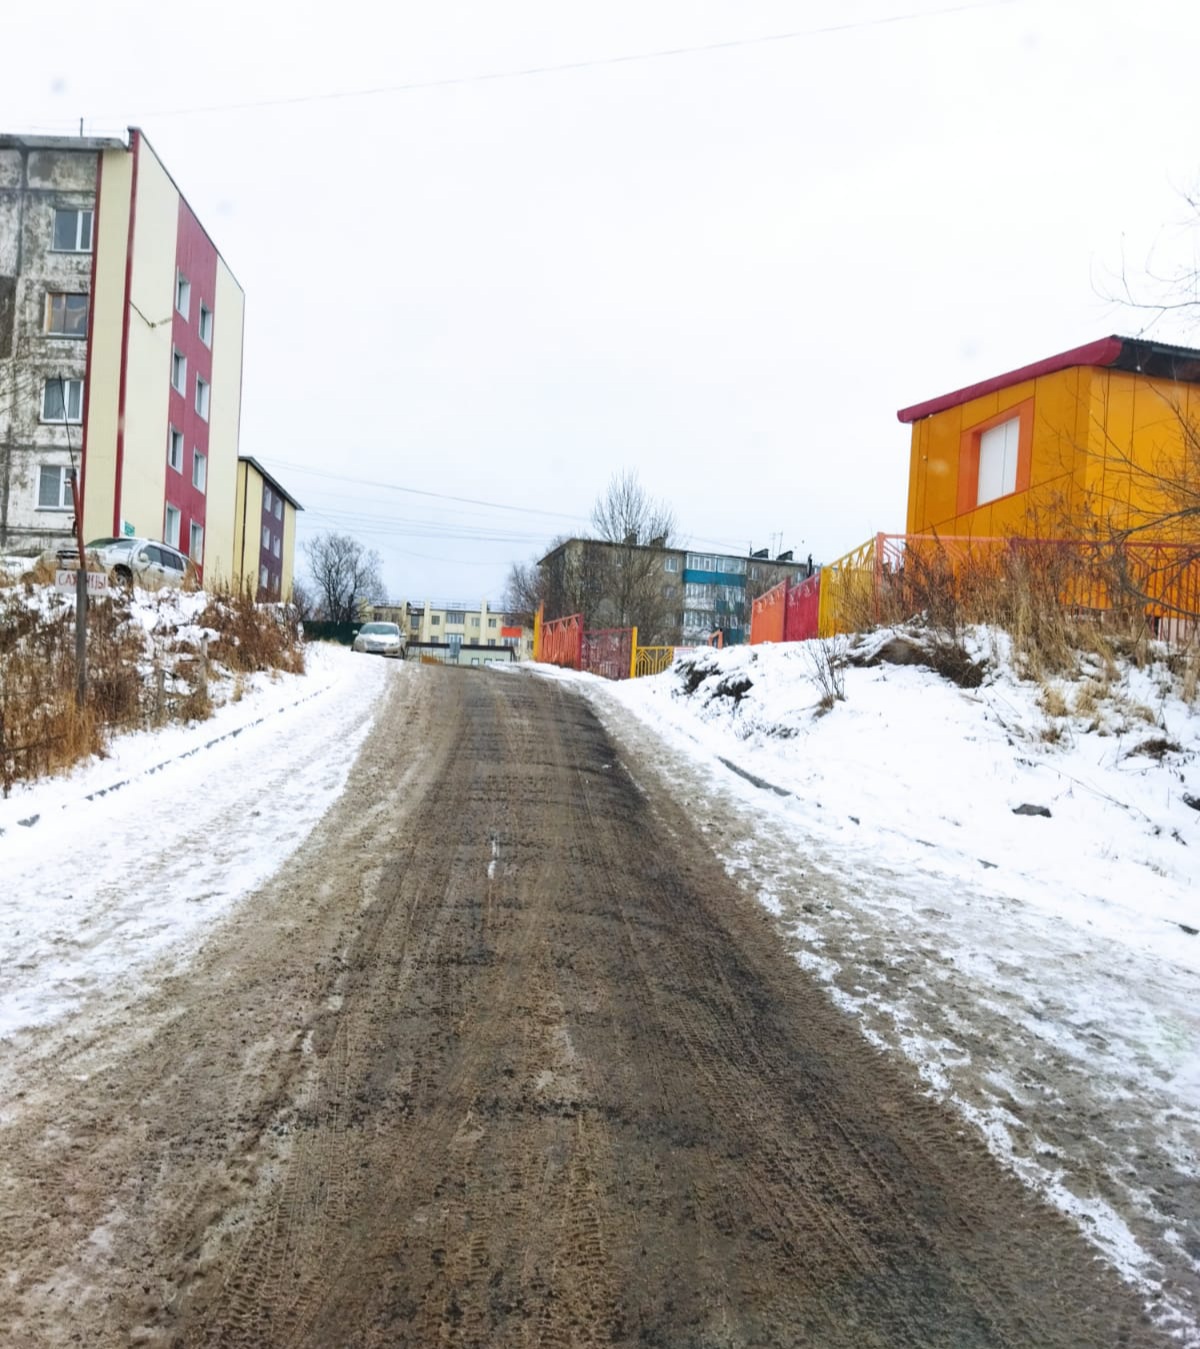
[
  {"xmin": 199, "ymin": 586, "xmax": 305, "ymax": 675},
  {"xmin": 0, "ymin": 582, "xmax": 305, "ymax": 794},
  {"xmin": 839, "ymin": 539, "xmax": 1188, "ymax": 686}
]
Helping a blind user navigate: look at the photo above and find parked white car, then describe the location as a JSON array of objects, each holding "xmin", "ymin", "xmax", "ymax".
[
  {"xmin": 54, "ymin": 537, "xmax": 196, "ymax": 589},
  {"xmin": 352, "ymin": 622, "xmax": 405, "ymax": 658}
]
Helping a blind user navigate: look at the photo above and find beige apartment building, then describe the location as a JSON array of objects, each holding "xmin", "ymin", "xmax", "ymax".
[{"xmin": 372, "ymin": 598, "xmax": 534, "ymax": 661}]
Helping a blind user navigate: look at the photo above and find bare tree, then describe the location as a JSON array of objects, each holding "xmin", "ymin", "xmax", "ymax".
[
  {"xmin": 590, "ymin": 469, "xmax": 675, "ymax": 547},
  {"xmin": 302, "ymin": 532, "xmax": 385, "ymax": 623}
]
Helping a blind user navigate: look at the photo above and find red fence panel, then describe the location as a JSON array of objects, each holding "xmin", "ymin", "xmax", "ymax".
[
  {"xmin": 582, "ymin": 627, "xmax": 633, "ymax": 680},
  {"xmin": 783, "ymin": 572, "xmax": 821, "ymax": 641},
  {"xmin": 541, "ymin": 613, "xmax": 583, "ymax": 669},
  {"xmin": 750, "ymin": 580, "xmax": 787, "ymax": 645}
]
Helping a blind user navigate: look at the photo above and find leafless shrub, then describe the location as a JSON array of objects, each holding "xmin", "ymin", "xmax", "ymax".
[{"xmin": 806, "ymin": 637, "xmax": 847, "ymax": 710}]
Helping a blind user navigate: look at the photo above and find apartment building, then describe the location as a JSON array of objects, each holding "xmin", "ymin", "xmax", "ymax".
[
  {"xmin": 0, "ymin": 129, "xmax": 292, "ymax": 587},
  {"xmin": 232, "ymin": 457, "xmax": 302, "ymax": 599},
  {"xmin": 372, "ymin": 598, "xmax": 534, "ymax": 661},
  {"xmin": 537, "ymin": 537, "xmax": 811, "ymax": 644}
]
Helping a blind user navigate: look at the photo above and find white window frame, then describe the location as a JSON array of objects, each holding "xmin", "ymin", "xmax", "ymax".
[
  {"xmin": 274, "ymin": 497, "xmax": 282, "ymax": 520},
  {"xmin": 37, "ymin": 464, "xmax": 73, "ymax": 510},
  {"xmin": 262, "ymin": 524, "xmax": 271, "ymax": 549},
  {"xmin": 51, "ymin": 208, "xmax": 93, "ymax": 253},
  {"xmin": 198, "ymin": 303, "xmax": 213, "ymax": 346},
  {"xmin": 663, "ymin": 556, "xmax": 679, "ymax": 573},
  {"xmin": 977, "ymin": 416, "xmax": 1021, "ymax": 506},
  {"xmin": 263, "ymin": 486, "xmax": 273, "ymax": 511},
  {"xmin": 195, "ymin": 375, "xmax": 210, "ymax": 421},
  {"xmin": 189, "ymin": 520, "xmax": 204, "ymax": 563},
  {"xmin": 192, "ymin": 449, "xmax": 207, "ymax": 493},
  {"xmin": 171, "ymin": 349, "xmax": 187, "ymax": 394},
  {"xmin": 272, "ymin": 535, "xmax": 281, "ymax": 559},
  {"xmin": 176, "ymin": 272, "xmax": 191, "ymax": 319},
  {"xmin": 167, "ymin": 426, "xmax": 184, "ymax": 473},
  {"xmin": 41, "ymin": 377, "xmax": 83, "ymax": 424},
  {"xmin": 164, "ymin": 504, "xmax": 182, "ymax": 549},
  {"xmin": 259, "ymin": 564, "xmax": 269, "ymax": 590}
]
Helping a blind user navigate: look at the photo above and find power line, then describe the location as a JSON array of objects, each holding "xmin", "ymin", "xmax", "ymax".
[
  {"xmin": 265, "ymin": 458, "xmax": 591, "ymax": 524},
  {"xmin": 83, "ymin": 0, "xmax": 1018, "ymax": 123}
]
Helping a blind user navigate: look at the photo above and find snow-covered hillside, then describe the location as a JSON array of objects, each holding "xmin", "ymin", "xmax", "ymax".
[{"xmin": 571, "ymin": 631, "xmax": 1200, "ymax": 1342}]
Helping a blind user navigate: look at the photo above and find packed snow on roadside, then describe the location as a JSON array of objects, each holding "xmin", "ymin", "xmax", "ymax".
[
  {"xmin": 563, "ymin": 630, "xmax": 1200, "ymax": 1341},
  {"xmin": 0, "ymin": 640, "xmax": 393, "ymax": 1061}
]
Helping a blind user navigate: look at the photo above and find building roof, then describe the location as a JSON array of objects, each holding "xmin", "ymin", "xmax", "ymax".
[
  {"xmin": 896, "ymin": 335, "xmax": 1200, "ymax": 424},
  {"xmin": 538, "ymin": 536, "xmax": 803, "ymax": 566},
  {"xmin": 239, "ymin": 457, "xmax": 304, "ymax": 511},
  {"xmin": 0, "ymin": 132, "xmax": 127, "ymax": 153}
]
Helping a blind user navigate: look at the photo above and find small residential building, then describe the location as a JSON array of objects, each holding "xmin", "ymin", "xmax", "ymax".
[
  {"xmin": 0, "ymin": 129, "xmax": 244, "ymax": 581},
  {"xmin": 537, "ymin": 537, "xmax": 811, "ymax": 644},
  {"xmin": 233, "ymin": 457, "xmax": 302, "ymax": 599},
  {"xmin": 899, "ymin": 335, "xmax": 1200, "ymax": 543},
  {"xmin": 371, "ymin": 599, "xmax": 534, "ymax": 661}
]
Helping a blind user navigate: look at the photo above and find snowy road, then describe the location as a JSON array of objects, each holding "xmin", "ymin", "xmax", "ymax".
[{"xmin": 0, "ymin": 662, "xmax": 1165, "ymax": 1348}]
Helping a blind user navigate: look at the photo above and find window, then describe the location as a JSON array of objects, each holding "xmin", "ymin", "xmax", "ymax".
[
  {"xmin": 44, "ymin": 293, "xmax": 88, "ymax": 337},
  {"xmin": 192, "ymin": 450, "xmax": 206, "ymax": 492},
  {"xmin": 445, "ymin": 610, "xmax": 465, "ymax": 624},
  {"xmin": 274, "ymin": 497, "xmax": 282, "ymax": 520},
  {"xmin": 431, "ymin": 615, "xmax": 441, "ymax": 626},
  {"xmin": 52, "ymin": 208, "xmax": 93, "ymax": 252},
  {"xmin": 37, "ymin": 464, "xmax": 73, "ymax": 510},
  {"xmin": 977, "ymin": 416, "xmax": 1020, "ymax": 506},
  {"xmin": 176, "ymin": 272, "xmax": 191, "ymax": 319},
  {"xmin": 262, "ymin": 524, "xmax": 271, "ymax": 549},
  {"xmin": 41, "ymin": 378, "xmax": 83, "ymax": 423},
  {"xmin": 272, "ymin": 535, "xmax": 281, "ymax": 559},
  {"xmin": 189, "ymin": 521, "xmax": 204, "ymax": 562},
  {"xmin": 264, "ymin": 487, "xmax": 272, "ymax": 511},
  {"xmin": 195, "ymin": 375, "xmax": 210, "ymax": 420},
  {"xmin": 164, "ymin": 504, "xmax": 181, "ymax": 548},
  {"xmin": 663, "ymin": 556, "xmax": 679, "ymax": 573},
  {"xmin": 259, "ymin": 564, "xmax": 269, "ymax": 590},
  {"xmin": 167, "ymin": 426, "xmax": 183, "ymax": 472},
  {"xmin": 487, "ymin": 617, "xmax": 497, "ymax": 628},
  {"xmin": 198, "ymin": 303, "xmax": 213, "ymax": 346},
  {"xmin": 171, "ymin": 350, "xmax": 187, "ymax": 394},
  {"xmin": 487, "ymin": 638, "xmax": 496, "ymax": 647},
  {"xmin": 470, "ymin": 616, "xmax": 479, "ymax": 627}
]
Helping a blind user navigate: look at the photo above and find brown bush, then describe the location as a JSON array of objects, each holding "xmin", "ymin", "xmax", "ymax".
[
  {"xmin": 199, "ymin": 586, "xmax": 305, "ymax": 676},
  {"xmin": 0, "ymin": 584, "xmax": 305, "ymax": 794}
]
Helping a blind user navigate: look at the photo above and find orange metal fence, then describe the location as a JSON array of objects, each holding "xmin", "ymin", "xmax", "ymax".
[{"xmin": 539, "ymin": 611, "xmax": 584, "ymax": 669}]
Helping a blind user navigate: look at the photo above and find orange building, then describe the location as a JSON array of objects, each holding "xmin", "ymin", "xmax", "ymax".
[{"xmin": 898, "ymin": 336, "xmax": 1200, "ymax": 544}]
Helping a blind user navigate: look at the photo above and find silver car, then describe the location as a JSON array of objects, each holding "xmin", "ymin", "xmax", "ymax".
[{"xmin": 352, "ymin": 622, "xmax": 405, "ymax": 657}]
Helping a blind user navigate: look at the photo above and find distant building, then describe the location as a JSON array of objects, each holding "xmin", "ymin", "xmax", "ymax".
[
  {"xmin": 0, "ymin": 128, "xmax": 296, "ymax": 589},
  {"xmin": 233, "ymin": 457, "xmax": 302, "ymax": 600},
  {"xmin": 537, "ymin": 538, "xmax": 811, "ymax": 644},
  {"xmin": 371, "ymin": 598, "xmax": 534, "ymax": 662}
]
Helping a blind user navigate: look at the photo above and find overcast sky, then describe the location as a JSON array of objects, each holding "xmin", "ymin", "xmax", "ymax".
[{"xmin": 6, "ymin": 0, "xmax": 1200, "ymax": 604}]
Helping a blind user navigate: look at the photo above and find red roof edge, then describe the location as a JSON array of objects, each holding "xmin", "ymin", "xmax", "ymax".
[{"xmin": 896, "ymin": 336, "xmax": 1125, "ymax": 424}]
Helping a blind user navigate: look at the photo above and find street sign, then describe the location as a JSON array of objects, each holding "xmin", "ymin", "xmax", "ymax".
[{"xmin": 55, "ymin": 569, "xmax": 108, "ymax": 595}]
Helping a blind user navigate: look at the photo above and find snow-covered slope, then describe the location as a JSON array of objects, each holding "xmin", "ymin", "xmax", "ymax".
[{"xmin": 568, "ymin": 631, "xmax": 1199, "ymax": 1342}]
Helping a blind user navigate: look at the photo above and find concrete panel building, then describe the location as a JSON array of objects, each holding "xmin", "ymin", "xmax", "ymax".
[
  {"xmin": 0, "ymin": 129, "xmax": 286, "ymax": 589},
  {"xmin": 372, "ymin": 598, "xmax": 534, "ymax": 661}
]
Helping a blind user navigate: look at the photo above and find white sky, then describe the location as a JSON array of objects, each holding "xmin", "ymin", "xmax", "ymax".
[{"xmin": 5, "ymin": 0, "xmax": 1200, "ymax": 603}]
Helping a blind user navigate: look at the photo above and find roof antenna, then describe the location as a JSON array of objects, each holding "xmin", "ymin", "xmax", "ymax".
[{"xmin": 78, "ymin": 117, "xmax": 84, "ymax": 137}]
